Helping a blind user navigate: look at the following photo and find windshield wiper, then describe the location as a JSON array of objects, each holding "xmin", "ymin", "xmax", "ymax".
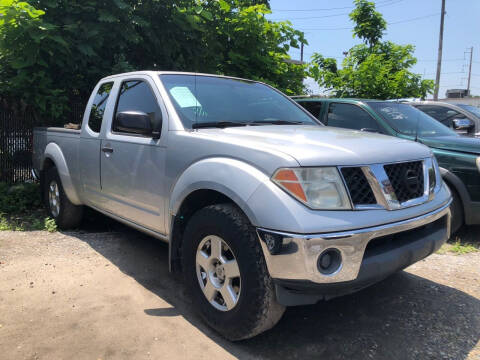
[
  {"xmin": 249, "ymin": 120, "xmax": 304, "ymax": 125},
  {"xmin": 192, "ymin": 121, "xmax": 248, "ymax": 129}
]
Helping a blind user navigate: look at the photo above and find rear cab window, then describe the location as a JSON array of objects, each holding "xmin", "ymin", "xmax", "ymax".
[
  {"xmin": 297, "ymin": 101, "xmax": 323, "ymax": 121},
  {"xmin": 327, "ymin": 103, "xmax": 381, "ymax": 132},
  {"xmin": 87, "ymin": 82, "xmax": 113, "ymax": 133}
]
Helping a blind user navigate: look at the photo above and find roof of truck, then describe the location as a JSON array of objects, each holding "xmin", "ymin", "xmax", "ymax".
[
  {"xmin": 100, "ymin": 71, "xmax": 256, "ymax": 84},
  {"xmin": 292, "ymin": 97, "xmax": 385, "ymax": 104}
]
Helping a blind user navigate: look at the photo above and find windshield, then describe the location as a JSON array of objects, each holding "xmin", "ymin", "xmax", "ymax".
[
  {"xmin": 456, "ymin": 104, "xmax": 480, "ymax": 118},
  {"xmin": 368, "ymin": 102, "xmax": 458, "ymax": 138},
  {"xmin": 159, "ymin": 74, "xmax": 318, "ymax": 128}
]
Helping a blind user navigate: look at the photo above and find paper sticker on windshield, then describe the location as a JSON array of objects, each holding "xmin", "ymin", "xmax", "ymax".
[{"xmin": 169, "ymin": 86, "xmax": 201, "ymax": 108}]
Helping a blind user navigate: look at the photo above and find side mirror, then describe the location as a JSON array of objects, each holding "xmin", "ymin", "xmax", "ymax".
[
  {"xmin": 452, "ymin": 118, "xmax": 474, "ymax": 131},
  {"xmin": 115, "ymin": 111, "xmax": 156, "ymax": 136}
]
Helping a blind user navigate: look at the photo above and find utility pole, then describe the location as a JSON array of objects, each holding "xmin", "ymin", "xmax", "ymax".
[
  {"xmin": 300, "ymin": 43, "xmax": 304, "ymax": 63},
  {"xmin": 466, "ymin": 47, "xmax": 473, "ymax": 95},
  {"xmin": 434, "ymin": 0, "xmax": 446, "ymax": 100}
]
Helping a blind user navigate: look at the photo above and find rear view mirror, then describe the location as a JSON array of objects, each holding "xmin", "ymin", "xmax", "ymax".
[
  {"xmin": 115, "ymin": 111, "xmax": 154, "ymax": 136},
  {"xmin": 452, "ymin": 118, "xmax": 474, "ymax": 131}
]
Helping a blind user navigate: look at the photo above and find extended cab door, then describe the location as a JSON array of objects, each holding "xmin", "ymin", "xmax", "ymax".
[
  {"xmin": 79, "ymin": 81, "xmax": 115, "ymax": 208},
  {"xmin": 100, "ymin": 75, "xmax": 168, "ymax": 234}
]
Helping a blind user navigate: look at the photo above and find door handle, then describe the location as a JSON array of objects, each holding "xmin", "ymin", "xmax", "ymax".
[{"xmin": 102, "ymin": 146, "xmax": 114, "ymax": 153}]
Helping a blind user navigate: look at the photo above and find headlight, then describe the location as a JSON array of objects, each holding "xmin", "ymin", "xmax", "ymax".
[
  {"xmin": 272, "ymin": 167, "xmax": 351, "ymax": 210},
  {"xmin": 476, "ymin": 156, "xmax": 480, "ymax": 173}
]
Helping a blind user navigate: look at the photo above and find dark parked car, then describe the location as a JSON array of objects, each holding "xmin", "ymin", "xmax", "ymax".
[
  {"xmin": 295, "ymin": 97, "xmax": 480, "ymax": 233},
  {"xmin": 405, "ymin": 101, "xmax": 480, "ymax": 137}
]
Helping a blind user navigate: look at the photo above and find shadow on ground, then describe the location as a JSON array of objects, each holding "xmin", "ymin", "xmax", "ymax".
[{"xmin": 66, "ymin": 210, "xmax": 480, "ymax": 360}]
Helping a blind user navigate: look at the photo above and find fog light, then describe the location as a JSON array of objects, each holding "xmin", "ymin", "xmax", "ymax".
[{"xmin": 317, "ymin": 249, "xmax": 342, "ymax": 275}]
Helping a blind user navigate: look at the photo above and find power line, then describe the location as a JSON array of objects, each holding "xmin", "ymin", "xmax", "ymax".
[
  {"xmin": 271, "ymin": 0, "xmax": 400, "ymax": 12},
  {"xmin": 424, "ymin": 72, "xmax": 466, "ymax": 75},
  {"xmin": 390, "ymin": 13, "xmax": 439, "ymax": 25},
  {"xmin": 298, "ymin": 13, "xmax": 439, "ymax": 31},
  {"xmin": 417, "ymin": 58, "xmax": 465, "ymax": 62},
  {"xmin": 290, "ymin": 50, "xmax": 473, "ymax": 64},
  {"xmin": 270, "ymin": 0, "xmax": 404, "ymax": 21}
]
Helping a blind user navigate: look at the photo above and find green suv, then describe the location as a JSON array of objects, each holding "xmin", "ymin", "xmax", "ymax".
[{"xmin": 295, "ymin": 97, "xmax": 480, "ymax": 232}]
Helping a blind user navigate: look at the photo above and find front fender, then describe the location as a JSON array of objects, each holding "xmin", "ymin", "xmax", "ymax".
[
  {"xmin": 43, "ymin": 143, "xmax": 82, "ymax": 205},
  {"xmin": 169, "ymin": 157, "xmax": 272, "ymax": 229},
  {"xmin": 439, "ymin": 166, "xmax": 474, "ymax": 223}
]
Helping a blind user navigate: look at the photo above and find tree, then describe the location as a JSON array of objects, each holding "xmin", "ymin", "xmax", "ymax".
[
  {"xmin": 309, "ymin": 0, "xmax": 434, "ymax": 99},
  {"xmin": 350, "ymin": 0, "xmax": 386, "ymax": 48},
  {"xmin": 188, "ymin": 0, "xmax": 307, "ymax": 94},
  {"xmin": 0, "ymin": 0, "xmax": 306, "ymax": 121}
]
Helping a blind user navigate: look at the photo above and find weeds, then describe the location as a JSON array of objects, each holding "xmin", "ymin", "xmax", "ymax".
[
  {"xmin": 437, "ymin": 228, "xmax": 480, "ymax": 255},
  {"xmin": 0, "ymin": 182, "xmax": 57, "ymax": 232}
]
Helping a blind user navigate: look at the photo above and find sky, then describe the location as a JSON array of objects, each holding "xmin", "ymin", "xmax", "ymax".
[{"xmin": 266, "ymin": 0, "xmax": 480, "ymax": 98}]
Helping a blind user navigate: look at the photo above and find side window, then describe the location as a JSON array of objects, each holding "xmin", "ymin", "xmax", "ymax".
[
  {"xmin": 112, "ymin": 80, "xmax": 161, "ymax": 135},
  {"xmin": 88, "ymin": 82, "xmax": 113, "ymax": 133},
  {"xmin": 327, "ymin": 103, "xmax": 380, "ymax": 131},
  {"xmin": 298, "ymin": 101, "xmax": 323, "ymax": 120},
  {"xmin": 415, "ymin": 105, "xmax": 460, "ymax": 127}
]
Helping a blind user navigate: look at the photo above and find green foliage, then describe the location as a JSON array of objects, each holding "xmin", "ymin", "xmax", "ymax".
[
  {"xmin": 438, "ymin": 240, "xmax": 479, "ymax": 255},
  {"xmin": 0, "ymin": 211, "xmax": 56, "ymax": 231},
  {"xmin": 309, "ymin": 1, "xmax": 434, "ymax": 99},
  {"xmin": 0, "ymin": 0, "xmax": 305, "ymax": 120},
  {"xmin": 349, "ymin": 0, "xmax": 386, "ymax": 47},
  {"xmin": 44, "ymin": 216, "xmax": 57, "ymax": 232},
  {"xmin": 0, "ymin": 182, "xmax": 57, "ymax": 231},
  {"xmin": 181, "ymin": 1, "xmax": 307, "ymax": 94},
  {"xmin": 0, "ymin": 182, "xmax": 42, "ymax": 213}
]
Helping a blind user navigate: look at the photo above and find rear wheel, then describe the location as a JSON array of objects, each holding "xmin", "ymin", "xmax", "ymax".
[
  {"xmin": 43, "ymin": 167, "xmax": 83, "ymax": 230},
  {"xmin": 183, "ymin": 203, "xmax": 285, "ymax": 341}
]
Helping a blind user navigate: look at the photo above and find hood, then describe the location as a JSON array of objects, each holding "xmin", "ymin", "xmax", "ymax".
[
  {"xmin": 197, "ymin": 125, "xmax": 432, "ymax": 166},
  {"xmin": 420, "ymin": 135, "xmax": 480, "ymax": 155}
]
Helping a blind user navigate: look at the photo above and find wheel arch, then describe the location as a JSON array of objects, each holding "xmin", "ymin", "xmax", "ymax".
[
  {"xmin": 440, "ymin": 167, "xmax": 471, "ymax": 223},
  {"xmin": 169, "ymin": 188, "xmax": 254, "ymax": 273},
  {"xmin": 42, "ymin": 143, "xmax": 82, "ymax": 205},
  {"xmin": 168, "ymin": 157, "xmax": 269, "ymax": 273}
]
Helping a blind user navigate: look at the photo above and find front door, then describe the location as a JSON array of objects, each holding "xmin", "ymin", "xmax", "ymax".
[{"xmin": 100, "ymin": 77, "xmax": 167, "ymax": 234}]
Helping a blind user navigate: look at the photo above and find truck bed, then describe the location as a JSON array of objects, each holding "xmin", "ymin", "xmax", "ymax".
[
  {"xmin": 34, "ymin": 127, "xmax": 81, "ymax": 135},
  {"xmin": 32, "ymin": 127, "xmax": 81, "ymax": 183}
]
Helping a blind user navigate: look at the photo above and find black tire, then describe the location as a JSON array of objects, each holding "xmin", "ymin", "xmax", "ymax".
[
  {"xmin": 183, "ymin": 203, "xmax": 285, "ymax": 341},
  {"xmin": 449, "ymin": 186, "xmax": 464, "ymax": 235},
  {"xmin": 43, "ymin": 167, "xmax": 83, "ymax": 230}
]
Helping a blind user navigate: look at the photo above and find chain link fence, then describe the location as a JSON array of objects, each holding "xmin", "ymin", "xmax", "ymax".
[{"xmin": 0, "ymin": 103, "xmax": 85, "ymax": 183}]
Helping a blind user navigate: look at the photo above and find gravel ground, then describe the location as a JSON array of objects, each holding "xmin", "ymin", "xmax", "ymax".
[{"xmin": 0, "ymin": 220, "xmax": 479, "ymax": 360}]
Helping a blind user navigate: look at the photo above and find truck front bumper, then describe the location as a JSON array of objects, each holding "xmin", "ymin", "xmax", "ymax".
[{"xmin": 257, "ymin": 200, "xmax": 451, "ymax": 306}]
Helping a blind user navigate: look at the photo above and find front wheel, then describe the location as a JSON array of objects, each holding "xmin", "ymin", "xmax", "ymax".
[
  {"xmin": 183, "ymin": 203, "xmax": 285, "ymax": 341},
  {"xmin": 43, "ymin": 167, "xmax": 84, "ymax": 230}
]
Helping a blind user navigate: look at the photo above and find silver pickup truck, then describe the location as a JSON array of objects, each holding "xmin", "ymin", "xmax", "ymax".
[{"xmin": 33, "ymin": 71, "xmax": 452, "ymax": 340}]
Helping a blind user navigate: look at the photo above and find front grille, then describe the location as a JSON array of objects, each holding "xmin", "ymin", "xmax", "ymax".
[
  {"xmin": 341, "ymin": 167, "xmax": 376, "ymax": 205},
  {"xmin": 384, "ymin": 161, "xmax": 424, "ymax": 203}
]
